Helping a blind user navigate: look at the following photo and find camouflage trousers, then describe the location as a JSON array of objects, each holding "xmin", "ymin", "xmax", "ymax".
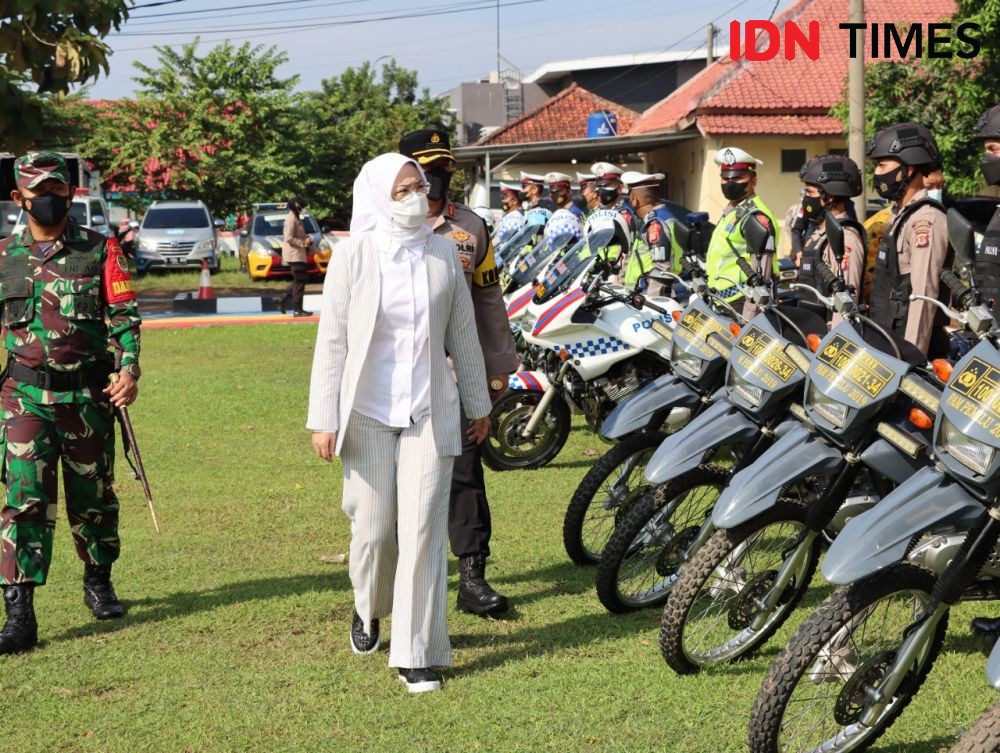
[{"xmin": 0, "ymin": 383, "xmax": 119, "ymax": 585}]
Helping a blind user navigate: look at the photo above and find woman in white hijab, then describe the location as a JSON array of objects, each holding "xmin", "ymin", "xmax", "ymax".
[{"xmin": 307, "ymin": 153, "xmax": 491, "ymax": 693}]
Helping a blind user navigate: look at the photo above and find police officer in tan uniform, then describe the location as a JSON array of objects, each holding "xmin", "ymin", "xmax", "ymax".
[
  {"xmin": 795, "ymin": 155, "xmax": 867, "ymax": 322},
  {"xmin": 400, "ymin": 129, "xmax": 519, "ymax": 616},
  {"xmin": 867, "ymin": 123, "xmax": 949, "ymax": 356}
]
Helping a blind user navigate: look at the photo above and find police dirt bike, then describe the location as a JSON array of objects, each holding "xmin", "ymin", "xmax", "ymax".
[
  {"xmin": 561, "ymin": 213, "xmax": 715, "ymax": 566},
  {"xmin": 482, "ymin": 214, "xmax": 682, "ymax": 472},
  {"xmin": 659, "ymin": 215, "xmax": 937, "ymax": 673},
  {"xmin": 748, "ymin": 210, "xmax": 1000, "ymax": 753},
  {"xmin": 591, "ymin": 216, "xmax": 817, "ymax": 612}
]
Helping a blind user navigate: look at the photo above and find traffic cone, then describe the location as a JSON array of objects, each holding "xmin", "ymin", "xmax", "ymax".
[{"xmin": 197, "ymin": 259, "xmax": 214, "ymax": 300}]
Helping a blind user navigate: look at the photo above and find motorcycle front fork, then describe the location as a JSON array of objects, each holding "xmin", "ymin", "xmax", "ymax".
[{"xmin": 522, "ymin": 360, "xmax": 572, "ymax": 438}]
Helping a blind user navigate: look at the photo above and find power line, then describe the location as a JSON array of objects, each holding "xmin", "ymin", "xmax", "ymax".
[
  {"xmin": 109, "ymin": 0, "xmax": 545, "ymax": 49},
  {"xmin": 127, "ymin": 0, "xmax": 374, "ymax": 22},
  {"xmin": 113, "ymin": 0, "xmax": 538, "ymax": 36}
]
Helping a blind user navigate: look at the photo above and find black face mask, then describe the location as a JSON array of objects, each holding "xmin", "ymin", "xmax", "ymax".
[
  {"xmin": 982, "ymin": 154, "xmax": 1000, "ymax": 186},
  {"xmin": 721, "ymin": 181, "xmax": 751, "ymax": 202},
  {"xmin": 596, "ymin": 187, "xmax": 618, "ymax": 206},
  {"xmin": 800, "ymin": 194, "xmax": 825, "ymax": 224},
  {"xmin": 425, "ymin": 168, "xmax": 453, "ymax": 201},
  {"xmin": 518, "ymin": 189, "xmax": 528, "ymax": 202},
  {"xmin": 23, "ymin": 193, "xmax": 71, "ymax": 227},
  {"xmin": 873, "ymin": 166, "xmax": 908, "ymax": 200}
]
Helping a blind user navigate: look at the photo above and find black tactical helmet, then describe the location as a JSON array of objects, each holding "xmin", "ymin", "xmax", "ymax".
[
  {"xmin": 866, "ymin": 122, "xmax": 940, "ymax": 167},
  {"xmin": 798, "ymin": 155, "xmax": 863, "ymax": 198},
  {"xmin": 976, "ymin": 105, "xmax": 1000, "ymax": 140}
]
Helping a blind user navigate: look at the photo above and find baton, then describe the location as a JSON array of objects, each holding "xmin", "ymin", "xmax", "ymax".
[{"xmin": 109, "ymin": 373, "xmax": 160, "ymax": 533}]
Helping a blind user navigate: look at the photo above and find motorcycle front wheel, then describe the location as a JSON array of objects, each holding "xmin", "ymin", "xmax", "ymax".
[
  {"xmin": 950, "ymin": 700, "xmax": 1000, "ymax": 753},
  {"xmin": 481, "ymin": 389, "xmax": 571, "ymax": 472},
  {"xmin": 749, "ymin": 562, "xmax": 945, "ymax": 753},
  {"xmin": 595, "ymin": 464, "xmax": 729, "ymax": 613},
  {"xmin": 562, "ymin": 431, "xmax": 665, "ymax": 566},
  {"xmin": 659, "ymin": 498, "xmax": 818, "ymax": 674}
]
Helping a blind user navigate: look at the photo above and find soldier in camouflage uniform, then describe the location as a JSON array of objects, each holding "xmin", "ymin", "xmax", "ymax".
[{"xmin": 0, "ymin": 152, "xmax": 141, "ymax": 655}]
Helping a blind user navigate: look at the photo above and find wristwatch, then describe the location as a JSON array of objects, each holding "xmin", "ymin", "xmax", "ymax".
[{"xmin": 120, "ymin": 363, "xmax": 141, "ymax": 380}]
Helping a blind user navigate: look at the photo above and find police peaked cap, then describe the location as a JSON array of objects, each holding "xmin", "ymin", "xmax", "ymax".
[
  {"xmin": 798, "ymin": 155, "xmax": 863, "ymax": 198},
  {"xmin": 545, "ymin": 171, "xmax": 573, "ymax": 187},
  {"xmin": 499, "ymin": 181, "xmax": 521, "ymax": 195},
  {"xmin": 621, "ymin": 170, "xmax": 665, "ymax": 189},
  {"xmin": 590, "ymin": 161, "xmax": 623, "ymax": 182},
  {"xmin": 976, "ymin": 105, "xmax": 1000, "ymax": 140},
  {"xmin": 714, "ymin": 147, "xmax": 763, "ymax": 177},
  {"xmin": 520, "ymin": 172, "xmax": 546, "ymax": 186},
  {"xmin": 399, "ymin": 128, "xmax": 454, "ymax": 164},
  {"xmin": 576, "ymin": 172, "xmax": 596, "ymax": 186},
  {"xmin": 866, "ymin": 123, "xmax": 939, "ymax": 167}
]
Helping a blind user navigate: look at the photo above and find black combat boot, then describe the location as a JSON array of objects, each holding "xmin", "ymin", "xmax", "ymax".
[
  {"xmin": 457, "ymin": 554, "xmax": 510, "ymax": 616},
  {"xmin": 0, "ymin": 584, "xmax": 38, "ymax": 655},
  {"xmin": 971, "ymin": 616, "xmax": 1000, "ymax": 637},
  {"xmin": 83, "ymin": 564, "xmax": 124, "ymax": 620}
]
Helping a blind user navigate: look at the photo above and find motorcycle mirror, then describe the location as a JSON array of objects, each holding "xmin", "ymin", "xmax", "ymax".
[
  {"xmin": 742, "ymin": 212, "xmax": 773, "ymax": 257},
  {"xmin": 824, "ymin": 210, "xmax": 845, "ymax": 265},
  {"xmin": 947, "ymin": 207, "xmax": 976, "ymax": 271}
]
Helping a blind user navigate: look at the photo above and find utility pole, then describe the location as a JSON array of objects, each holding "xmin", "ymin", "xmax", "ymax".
[
  {"xmin": 848, "ymin": 0, "xmax": 866, "ymax": 219},
  {"xmin": 496, "ymin": 0, "xmax": 501, "ymax": 80},
  {"xmin": 706, "ymin": 23, "xmax": 716, "ymax": 66}
]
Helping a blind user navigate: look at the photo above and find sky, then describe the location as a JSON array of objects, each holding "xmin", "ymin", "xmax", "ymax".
[{"xmin": 86, "ymin": 0, "xmax": 791, "ymax": 100}]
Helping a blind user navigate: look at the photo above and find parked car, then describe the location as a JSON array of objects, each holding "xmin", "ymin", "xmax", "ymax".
[
  {"xmin": 238, "ymin": 203, "xmax": 332, "ymax": 280},
  {"xmin": 8, "ymin": 195, "xmax": 115, "ymax": 238},
  {"xmin": 133, "ymin": 200, "xmax": 223, "ymax": 274}
]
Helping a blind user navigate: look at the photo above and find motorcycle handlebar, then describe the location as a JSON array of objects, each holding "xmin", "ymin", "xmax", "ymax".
[
  {"xmin": 815, "ymin": 262, "xmax": 843, "ymax": 295},
  {"xmin": 940, "ymin": 269, "xmax": 976, "ymax": 310}
]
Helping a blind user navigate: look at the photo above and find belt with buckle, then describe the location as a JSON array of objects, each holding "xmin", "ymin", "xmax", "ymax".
[{"xmin": 6, "ymin": 361, "xmax": 111, "ymax": 392}]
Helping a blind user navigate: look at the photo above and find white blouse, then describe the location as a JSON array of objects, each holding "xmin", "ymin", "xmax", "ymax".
[{"xmin": 352, "ymin": 240, "xmax": 432, "ymax": 427}]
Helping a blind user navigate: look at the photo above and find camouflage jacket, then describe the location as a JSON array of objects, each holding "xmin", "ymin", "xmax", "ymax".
[{"xmin": 0, "ymin": 222, "xmax": 141, "ymax": 404}]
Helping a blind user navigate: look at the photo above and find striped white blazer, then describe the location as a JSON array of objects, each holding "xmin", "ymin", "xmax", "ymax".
[{"xmin": 307, "ymin": 231, "xmax": 492, "ymax": 457}]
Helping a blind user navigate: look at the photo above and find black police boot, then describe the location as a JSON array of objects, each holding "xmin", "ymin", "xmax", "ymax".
[
  {"xmin": 83, "ymin": 564, "xmax": 124, "ymax": 620},
  {"xmin": 971, "ymin": 616, "xmax": 1000, "ymax": 637},
  {"xmin": 0, "ymin": 584, "xmax": 38, "ymax": 655},
  {"xmin": 457, "ymin": 554, "xmax": 509, "ymax": 616}
]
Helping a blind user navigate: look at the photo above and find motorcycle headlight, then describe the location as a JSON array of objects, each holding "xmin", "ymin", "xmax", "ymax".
[
  {"xmin": 522, "ymin": 311, "xmax": 537, "ymax": 333},
  {"xmin": 727, "ymin": 369, "xmax": 765, "ymax": 408},
  {"xmin": 807, "ymin": 382, "xmax": 849, "ymax": 428},
  {"xmin": 940, "ymin": 415, "xmax": 996, "ymax": 475},
  {"xmin": 670, "ymin": 339, "xmax": 705, "ymax": 379}
]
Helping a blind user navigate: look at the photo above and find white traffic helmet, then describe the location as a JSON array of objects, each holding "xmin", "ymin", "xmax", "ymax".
[{"xmin": 584, "ymin": 208, "xmax": 632, "ymax": 250}]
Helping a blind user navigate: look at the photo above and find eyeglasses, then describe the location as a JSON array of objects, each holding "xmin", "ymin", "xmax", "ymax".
[{"xmin": 392, "ymin": 183, "xmax": 430, "ymax": 201}]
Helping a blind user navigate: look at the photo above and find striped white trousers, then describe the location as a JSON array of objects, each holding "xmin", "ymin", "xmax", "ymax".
[{"xmin": 340, "ymin": 411, "xmax": 454, "ymax": 669}]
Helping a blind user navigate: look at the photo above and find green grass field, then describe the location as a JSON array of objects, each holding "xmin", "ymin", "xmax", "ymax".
[{"xmin": 8, "ymin": 323, "xmax": 995, "ymax": 752}]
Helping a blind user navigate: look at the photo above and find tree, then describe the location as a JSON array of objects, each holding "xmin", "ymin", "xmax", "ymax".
[
  {"xmin": 296, "ymin": 59, "xmax": 454, "ymax": 225},
  {"xmin": 83, "ymin": 39, "xmax": 302, "ymax": 217},
  {"xmin": 0, "ymin": 0, "xmax": 130, "ymax": 150},
  {"xmin": 833, "ymin": 0, "xmax": 1000, "ymax": 196}
]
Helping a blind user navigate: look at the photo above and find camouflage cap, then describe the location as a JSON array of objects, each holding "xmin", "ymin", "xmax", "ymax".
[{"xmin": 14, "ymin": 151, "xmax": 70, "ymax": 190}]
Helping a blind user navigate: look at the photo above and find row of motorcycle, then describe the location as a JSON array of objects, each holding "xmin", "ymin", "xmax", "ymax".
[{"xmin": 486, "ymin": 202, "xmax": 1000, "ymax": 752}]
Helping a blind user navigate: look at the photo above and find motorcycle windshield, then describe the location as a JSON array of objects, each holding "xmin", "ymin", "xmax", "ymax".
[
  {"xmin": 496, "ymin": 222, "xmax": 542, "ymax": 266},
  {"xmin": 532, "ymin": 233, "xmax": 607, "ymax": 304},
  {"xmin": 492, "ymin": 212, "xmax": 525, "ymax": 246},
  {"xmin": 511, "ymin": 233, "xmax": 579, "ymax": 288}
]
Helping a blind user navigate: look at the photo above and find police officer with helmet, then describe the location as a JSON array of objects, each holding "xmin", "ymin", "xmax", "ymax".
[
  {"xmin": 867, "ymin": 122, "xmax": 950, "ymax": 356},
  {"xmin": 796, "ymin": 155, "xmax": 867, "ymax": 320},
  {"xmin": 590, "ymin": 161, "xmax": 638, "ymax": 234},
  {"xmin": 705, "ymin": 147, "xmax": 780, "ymax": 315},
  {"xmin": 544, "ymin": 172, "xmax": 585, "ymax": 219},
  {"xmin": 399, "ymin": 128, "xmax": 519, "ymax": 616},
  {"xmin": 619, "ymin": 170, "xmax": 682, "ymax": 297}
]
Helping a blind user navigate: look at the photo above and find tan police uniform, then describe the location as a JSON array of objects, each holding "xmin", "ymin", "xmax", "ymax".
[
  {"xmin": 431, "ymin": 201, "xmax": 519, "ymax": 376},
  {"xmin": 886, "ymin": 188, "xmax": 949, "ymax": 353},
  {"xmin": 807, "ymin": 210, "xmax": 866, "ymax": 325}
]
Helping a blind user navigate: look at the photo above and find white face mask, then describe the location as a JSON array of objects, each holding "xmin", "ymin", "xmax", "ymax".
[
  {"xmin": 927, "ymin": 188, "xmax": 943, "ymax": 202},
  {"xmin": 390, "ymin": 191, "xmax": 429, "ymax": 228}
]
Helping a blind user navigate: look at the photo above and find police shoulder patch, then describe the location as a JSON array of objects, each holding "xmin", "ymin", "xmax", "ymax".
[
  {"xmin": 647, "ymin": 220, "xmax": 662, "ymax": 244},
  {"xmin": 913, "ymin": 218, "xmax": 931, "ymax": 248}
]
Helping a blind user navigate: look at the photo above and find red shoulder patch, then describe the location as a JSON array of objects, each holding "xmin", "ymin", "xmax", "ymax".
[
  {"xmin": 102, "ymin": 237, "xmax": 136, "ymax": 304},
  {"xmin": 647, "ymin": 221, "xmax": 662, "ymax": 244}
]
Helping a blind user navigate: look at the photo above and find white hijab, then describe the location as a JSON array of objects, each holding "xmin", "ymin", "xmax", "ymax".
[{"xmin": 350, "ymin": 152, "xmax": 431, "ymax": 252}]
